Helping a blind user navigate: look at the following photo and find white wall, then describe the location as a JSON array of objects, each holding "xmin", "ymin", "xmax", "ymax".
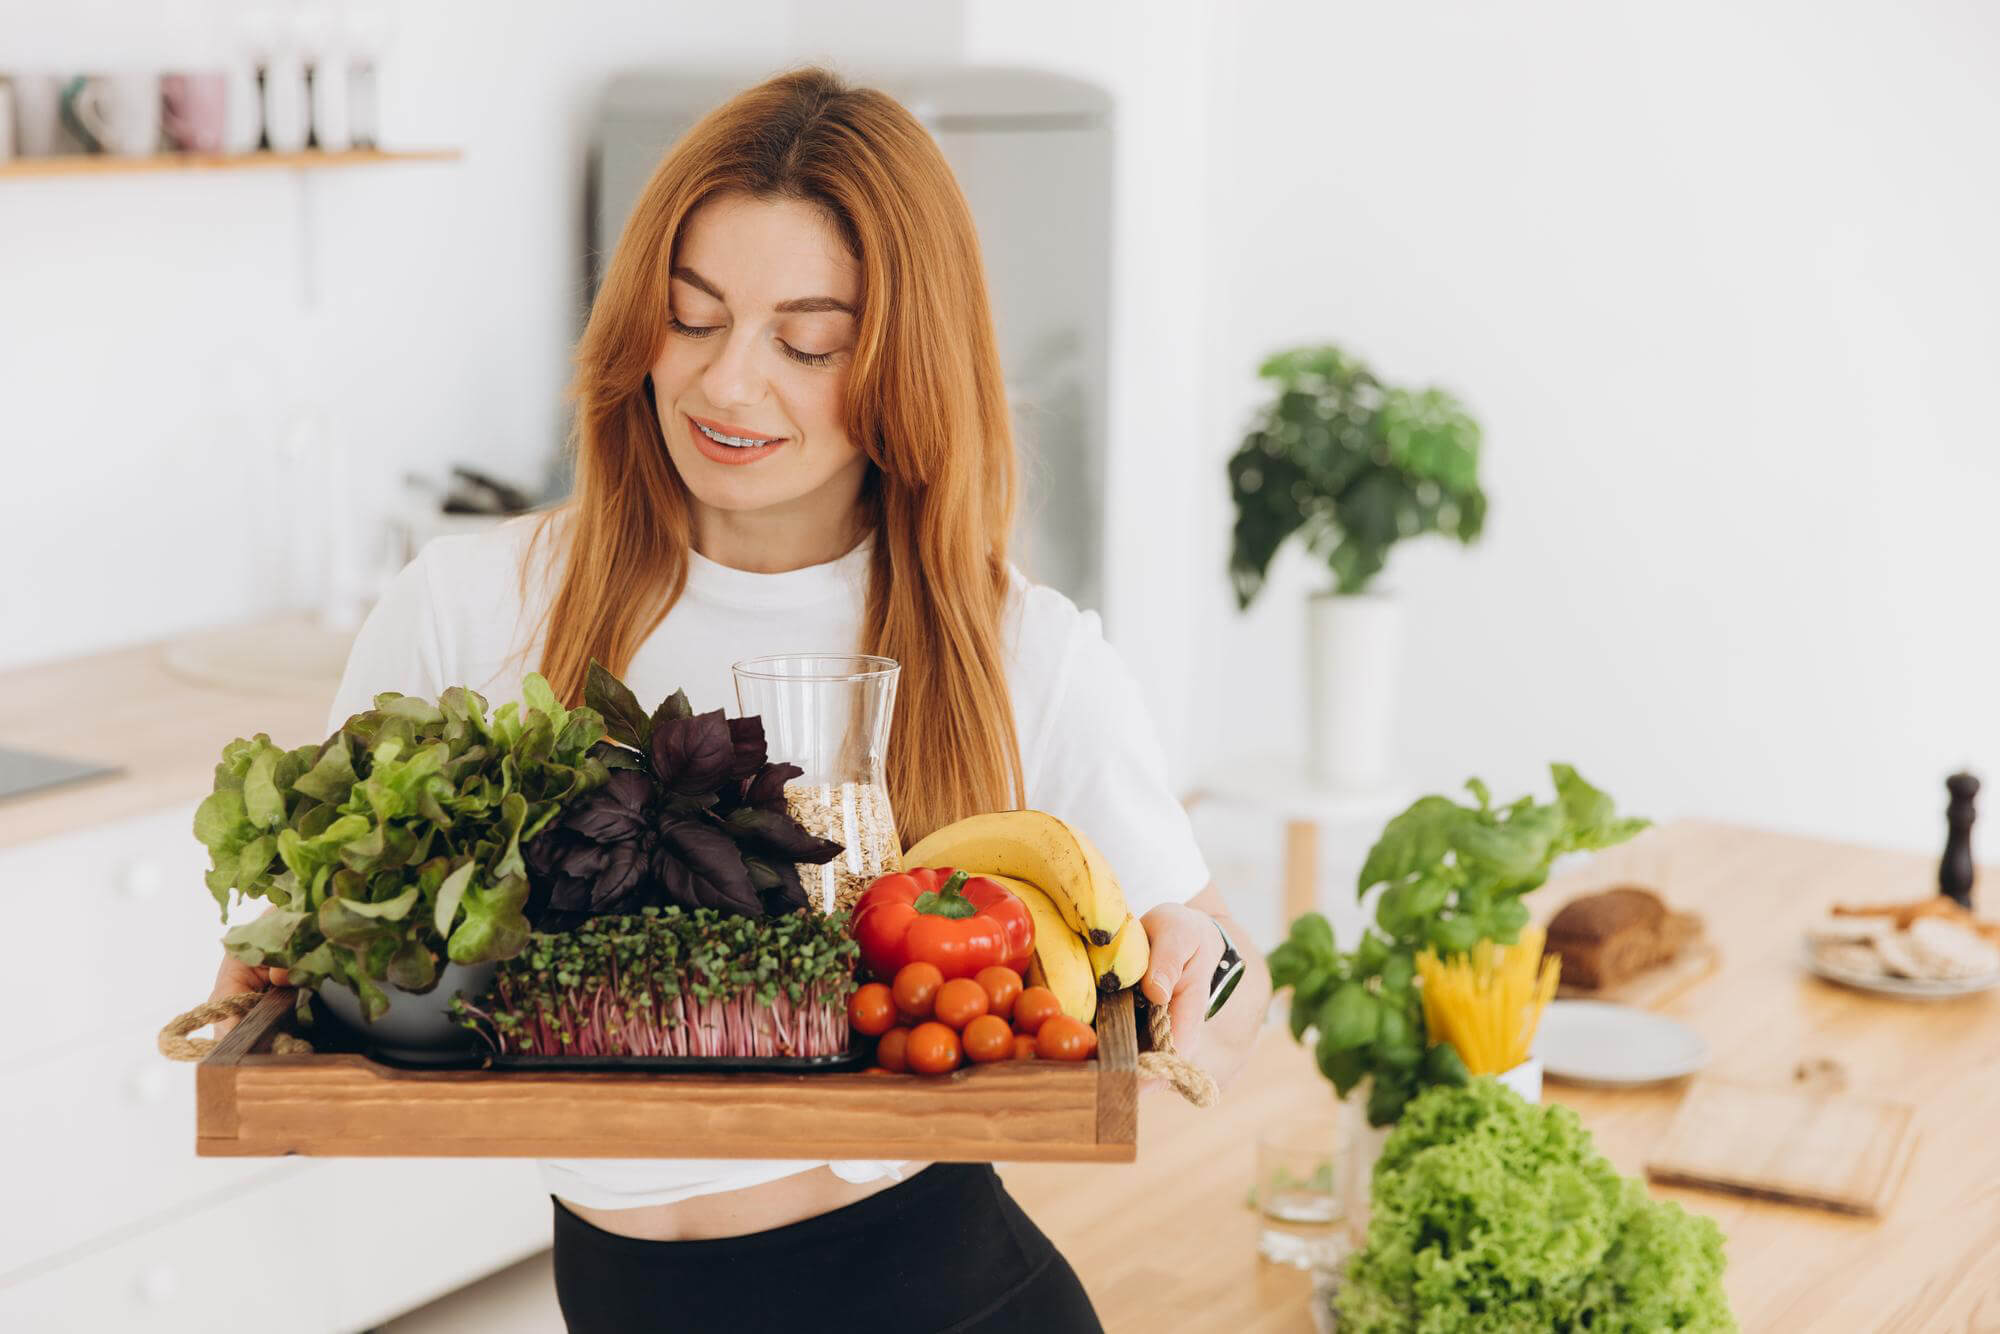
[
  {"xmin": 7, "ymin": 1, "xmax": 1993, "ymax": 856},
  {"xmin": 0, "ymin": 0, "xmax": 949, "ymax": 669},
  {"xmin": 1179, "ymin": 0, "xmax": 1999, "ymax": 853}
]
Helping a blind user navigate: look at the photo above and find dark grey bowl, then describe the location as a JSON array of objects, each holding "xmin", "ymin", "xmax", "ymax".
[{"xmin": 314, "ymin": 960, "xmax": 497, "ymax": 1065}]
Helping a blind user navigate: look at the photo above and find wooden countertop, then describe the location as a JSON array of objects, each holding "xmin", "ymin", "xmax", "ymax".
[
  {"xmin": 0, "ymin": 619, "xmax": 337, "ymax": 850},
  {"xmin": 1002, "ymin": 821, "xmax": 1999, "ymax": 1333}
]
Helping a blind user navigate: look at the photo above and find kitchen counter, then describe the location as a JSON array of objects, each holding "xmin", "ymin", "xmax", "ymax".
[
  {"xmin": 0, "ymin": 618, "xmax": 337, "ymax": 850},
  {"xmin": 1002, "ymin": 821, "xmax": 2000, "ymax": 1333}
]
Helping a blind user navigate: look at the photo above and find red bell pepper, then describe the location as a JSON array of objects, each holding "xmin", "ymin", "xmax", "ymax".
[{"xmin": 850, "ymin": 866, "xmax": 1035, "ymax": 981}]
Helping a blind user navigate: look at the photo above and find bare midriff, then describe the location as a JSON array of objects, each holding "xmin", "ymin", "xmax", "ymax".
[{"xmin": 562, "ymin": 1161, "xmax": 933, "ymax": 1241}]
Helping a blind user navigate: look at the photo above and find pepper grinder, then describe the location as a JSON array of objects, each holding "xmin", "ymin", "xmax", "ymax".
[{"xmin": 1940, "ymin": 772, "xmax": 1979, "ymax": 910}]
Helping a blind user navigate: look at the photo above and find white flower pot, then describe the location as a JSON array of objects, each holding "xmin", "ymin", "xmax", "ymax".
[
  {"xmin": 1496, "ymin": 1056, "xmax": 1543, "ymax": 1104},
  {"xmin": 1306, "ymin": 593, "xmax": 1401, "ymax": 793}
]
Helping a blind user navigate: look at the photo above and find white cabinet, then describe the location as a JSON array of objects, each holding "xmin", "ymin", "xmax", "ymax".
[
  {"xmin": 0, "ymin": 802, "xmax": 231, "ymax": 1062},
  {"xmin": 0, "ymin": 805, "xmax": 552, "ymax": 1329},
  {"xmin": 0, "ymin": 1158, "xmax": 550, "ymax": 1333}
]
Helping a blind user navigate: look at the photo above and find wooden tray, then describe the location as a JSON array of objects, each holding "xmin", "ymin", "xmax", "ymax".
[{"xmin": 196, "ymin": 987, "xmax": 1139, "ymax": 1163}]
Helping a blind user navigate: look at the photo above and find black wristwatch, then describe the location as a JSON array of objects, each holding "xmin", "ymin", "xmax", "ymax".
[{"xmin": 1206, "ymin": 917, "xmax": 1245, "ymax": 1020}]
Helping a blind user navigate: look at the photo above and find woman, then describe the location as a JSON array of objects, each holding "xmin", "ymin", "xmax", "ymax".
[{"xmin": 210, "ymin": 66, "xmax": 1270, "ymax": 1333}]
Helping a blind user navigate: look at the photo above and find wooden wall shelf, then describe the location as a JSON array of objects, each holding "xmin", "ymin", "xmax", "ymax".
[{"xmin": 0, "ymin": 148, "xmax": 460, "ymax": 179}]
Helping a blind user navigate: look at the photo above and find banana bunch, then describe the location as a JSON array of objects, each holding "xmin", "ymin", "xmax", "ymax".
[{"xmin": 903, "ymin": 810, "xmax": 1150, "ymax": 1026}]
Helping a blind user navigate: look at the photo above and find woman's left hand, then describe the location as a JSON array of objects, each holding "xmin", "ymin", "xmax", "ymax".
[{"xmin": 1136, "ymin": 901, "xmax": 1227, "ymax": 1081}]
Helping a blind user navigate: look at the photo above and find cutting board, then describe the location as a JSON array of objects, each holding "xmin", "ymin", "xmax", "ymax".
[
  {"xmin": 1645, "ymin": 1077, "xmax": 1916, "ymax": 1216},
  {"xmin": 1555, "ymin": 935, "xmax": 1721, "ymax": 1010}
]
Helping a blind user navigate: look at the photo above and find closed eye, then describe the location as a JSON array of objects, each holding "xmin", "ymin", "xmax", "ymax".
[{"xmin": 668, "ymin": 317, "xmax": 839, "ymax": 368}]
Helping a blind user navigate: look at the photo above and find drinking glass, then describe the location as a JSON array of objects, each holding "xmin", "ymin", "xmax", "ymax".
[
  {"xmin": 733, "ymin": 654, "xmax": 902, "ymax": 916},
  {"xmin": 1255, "ymin": 1113, "xmax": 1349, "ymax": 1270}
]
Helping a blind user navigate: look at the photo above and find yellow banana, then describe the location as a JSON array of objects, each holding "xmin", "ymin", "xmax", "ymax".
[
  {"xmin": 903, "ymin": 810, "xmax": 1128, "ymax": 946},
  {"xmin": 987, "ymin": 874, "xmax": 1097, "ymax": 1025},
  {"xmin": 1087, "ymin": 914, "xmax": 1150, "ymax": 994}
]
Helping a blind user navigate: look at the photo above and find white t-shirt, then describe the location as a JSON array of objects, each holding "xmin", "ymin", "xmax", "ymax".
[{"xmin": 323, "ymin": 512, "xmax": 1209, "ymax": 1211}]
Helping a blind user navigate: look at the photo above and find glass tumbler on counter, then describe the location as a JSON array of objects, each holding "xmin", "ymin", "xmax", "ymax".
[
  {"xmin": 1255, "ymin": 1113, "xmax": 1350, "ymax": 1270},
  {"xmin": 733, "ymin": 654, "xmax": 902, "ymax": 917}
]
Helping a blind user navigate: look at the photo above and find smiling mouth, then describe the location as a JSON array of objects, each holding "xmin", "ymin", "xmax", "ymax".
[{"xmin": 689, "ymin": 415, "xmax": 784, "ymax": 448}]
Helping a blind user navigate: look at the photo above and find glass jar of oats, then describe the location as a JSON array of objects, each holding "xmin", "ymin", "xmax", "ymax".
[{"xmin": 732, "ymin": 654, "xmax": 903, "ymax": 917}]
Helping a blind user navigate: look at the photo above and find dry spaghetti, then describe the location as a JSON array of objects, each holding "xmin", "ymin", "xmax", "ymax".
[{"xmin": 1417, "ymin": 925, "xmax": 1560, "ymax": 1075}]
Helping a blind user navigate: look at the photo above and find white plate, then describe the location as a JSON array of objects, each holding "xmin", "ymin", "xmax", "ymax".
[
  {"xmin": 1533, "ymin": 1000, "xmax": 1708, "ymax": 1087},
  {"xmin": 1799, "ymin": 941, "xmax": 2000, "ymax": 999}
]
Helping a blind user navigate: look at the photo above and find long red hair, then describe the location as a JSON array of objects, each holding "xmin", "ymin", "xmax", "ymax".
[{"xmin": 519, "ymin": 65, "xmax": 1023, "ymax": 844}]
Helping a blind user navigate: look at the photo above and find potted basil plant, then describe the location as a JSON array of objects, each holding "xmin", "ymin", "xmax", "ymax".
[
  {"xmin": 1266, "ymin": 764, "xmax": 1646, "ymax": 1240},
  {"xmin": 1227, "ymin": 344, "xmax": 1486, "ymax": 792}
]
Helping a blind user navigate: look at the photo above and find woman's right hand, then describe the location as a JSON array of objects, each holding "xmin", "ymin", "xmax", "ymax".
[{"xmin": 207, "ymin": 953, "xmax": 289, "ymax": 1040}]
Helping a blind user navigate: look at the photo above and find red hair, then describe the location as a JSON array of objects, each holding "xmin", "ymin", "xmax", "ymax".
[{"xmin": 521, "ymin": 65, "xmax": 1024, "ymax": 844}]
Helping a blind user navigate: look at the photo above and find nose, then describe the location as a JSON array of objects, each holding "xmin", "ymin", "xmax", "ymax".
[{"xmin": 700, "ymin": 325, "xmax": 768, "ymax": 411}]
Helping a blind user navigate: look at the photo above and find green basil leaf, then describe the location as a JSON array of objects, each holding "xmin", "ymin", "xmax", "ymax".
[
  {"xmin": 1488, "ymin": 899, "xmax": 1531, "ymax": 940},
  {"xmin": 1423, "ymin": 1040, "xmax": 1471, "ymax": 1086},
  {"xmin": 1320, "ymin": 981, "xmax": 1378, "ymax": 1051},
  {"xmin": 1376, "ymin": 1000, "xmax": 1421, "ymax": 1068},
  {"xmin": 1356, "ymin": 795, "xmax": 1465, "ymax": 895},
  {"xmin": 1316, "ymin": 1039, "xmax": 1367, "ymax": 1097},
  {"xmin": 1430, "ymin": 915, "xmax": 1480, "ymax": 955}
]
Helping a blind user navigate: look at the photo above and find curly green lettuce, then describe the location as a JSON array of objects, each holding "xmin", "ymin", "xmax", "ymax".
[{"xmin": 1338, "ymin": 1079, "xmax": 1734, "ymax": 1333}]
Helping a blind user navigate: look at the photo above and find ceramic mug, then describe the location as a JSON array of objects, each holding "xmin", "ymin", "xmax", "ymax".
[
  {"xmin": 12, "ymin": 72, "xmax": 67, "ymax": 155},
  {"xmin": 260, "ymin": 55, "xmax": 309, "ymax": 152},
  {"xmin": 222, "ymin": 64, "xmax": 261, "ymax": 153},
  {"xmin": 162, "ymin": 72, "xmax": 227, "ymax": 153},
  {"xmin": 61, "ymin": 73, "xmax": 161, "ymax": 156},
  {"xmin": 307, "ymin": 58, "xmax": 349, "ymax": 151}
]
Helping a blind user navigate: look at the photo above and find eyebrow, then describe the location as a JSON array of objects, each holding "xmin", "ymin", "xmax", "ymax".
[{"xmin": 671, "ymin": 265, "xmax": 856, "ymax": 316}]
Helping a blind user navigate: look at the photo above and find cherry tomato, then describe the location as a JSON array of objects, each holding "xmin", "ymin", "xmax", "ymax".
[
  {"xmin": 876, "ymin": 1026, "xmax": 912, "ymax": 1074},
  {"xmin": 1036, "ymin": 1015, "xmax": 1097, "ymax": 1062},
  {"xmin": 1013, "ymin": 986, "xmax": 1064, "ymax": 1036},
  {"xmin": 933, "ymin": 977, "xmax": 990, "ymax": 1030},
  {"xmin": 975, "ymin": 966, "xmax": 1022, "ymax": 1021},
  {"xmin": 892, "ymin": 961, "xmax": 944, "ymax": 1021},
  {"xmin": 962, "ymin": 1014, "xmax": 1014, "ymax": 1063},
  {"xmin": 1012, "ymin": 1034, "xmax": 1039, "ymax": 1061},
  {"xmin": 847, "ymin": 982, "xmax": 897, "ymax": 1037},
  {"xmin": 906, "ymin": 1021, "xmax": 963, "ymax": 1075}
]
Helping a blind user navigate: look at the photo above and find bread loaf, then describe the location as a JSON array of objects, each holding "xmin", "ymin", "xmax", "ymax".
[{"xmin": 1544, "ymin": 886, "xmax": 1696, "ymax": 991}]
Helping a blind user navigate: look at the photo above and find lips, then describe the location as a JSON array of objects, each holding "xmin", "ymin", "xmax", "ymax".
[
  {"xmin": 685, "ymin": 413, "xmax": 786, "ymax": 465},
  {"xmin": 688, "ymin": 413, "xmax": 784, "ymax": 444}
]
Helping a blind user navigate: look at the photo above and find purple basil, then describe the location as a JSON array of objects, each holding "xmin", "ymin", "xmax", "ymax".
[{"xmin": 522, "ymin": 663, "xmax": 844, "ymax": 931}]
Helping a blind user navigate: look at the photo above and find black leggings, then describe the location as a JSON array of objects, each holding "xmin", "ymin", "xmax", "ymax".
[{"xmin": 551, "ymin": 1163, "xmax": 1103, "ymax": 1333}]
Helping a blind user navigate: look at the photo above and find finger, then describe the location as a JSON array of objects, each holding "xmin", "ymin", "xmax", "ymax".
[
  {"xmin": 1142, "ymin": 919, "xmax": 1199, "ymax": 1008},
  {"xmin": 1166, "ymin": 971, "xmax": 1209, "ymax": 1056},
  {"xmin": 269, "ymin": 967, "xmax": 290, "ymax": 987}
]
